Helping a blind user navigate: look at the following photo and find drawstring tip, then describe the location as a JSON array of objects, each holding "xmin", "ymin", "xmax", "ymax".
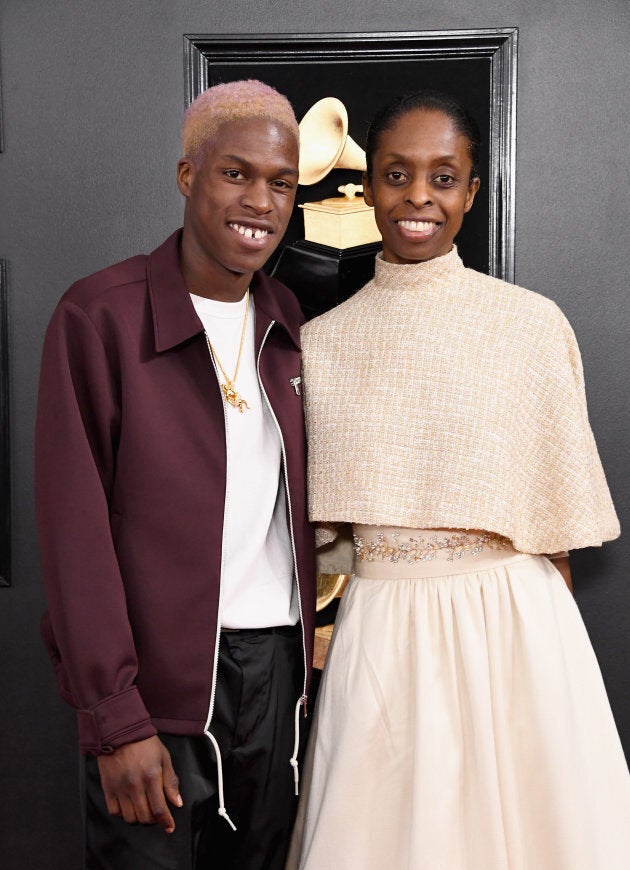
[
  {"xmin": 290, "ymin": 757, "xmax": 300, "ymax": 796},
  {"xmin": 290, "ymin": 694, "xmax": 304, "ymax": 796},
  {"xmin": 205, "ymin": 729, "xmax": 237, "ymax": 832},
  {"xmin": 218, "ymin": 807, "xmax": 237, "ymax": 831}
]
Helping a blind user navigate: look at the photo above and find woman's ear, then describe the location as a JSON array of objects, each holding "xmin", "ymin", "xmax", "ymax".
[
  {"xmin": 464, "ymin": 176, "xmax": 480, "ymax": 213},
  {"xmin": 362, "ymin": 171, "xmax": 374, "ymax": 207}
]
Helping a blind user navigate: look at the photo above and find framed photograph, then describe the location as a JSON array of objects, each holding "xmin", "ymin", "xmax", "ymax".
[
  {"xmin": 1, "ymin": 260, "xmax": 9, "ymax": 586},
  {"xmin": 184, "ymin": 30, "xmax": 517, "ymax": 286}
]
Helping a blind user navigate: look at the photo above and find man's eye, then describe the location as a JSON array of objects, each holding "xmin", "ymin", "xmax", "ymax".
[{"xmin": 225, "ymin": 169, "xmax": 243, "ymax": 179}]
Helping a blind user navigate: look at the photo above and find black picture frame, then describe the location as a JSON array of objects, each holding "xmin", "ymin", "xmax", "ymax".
[
  {"xmin": 0, "ymin": 46, "xmax": 4, "ymax": 153},
  {"xmin": 1, "ymin": 260, "xmax": 10, "ymax": 586},
  {"xmin": 183, "ymin": 29, "xmax": 518, "ymax": 282}
]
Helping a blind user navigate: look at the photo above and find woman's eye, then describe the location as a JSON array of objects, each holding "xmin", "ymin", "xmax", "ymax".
[
  {"xmin": 387, "ymin": 171, "xmax": 406, "ymax": 183},
  {"xmin": 435, "ymin": 174, "xmax": 454, "ymax": 185}
]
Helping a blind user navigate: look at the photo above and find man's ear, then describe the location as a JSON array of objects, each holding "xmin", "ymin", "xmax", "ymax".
[
  {"xmin": 177, "ymin": 157, "xmax": 195, "ymax": 198},
  {"xmin": 362, "ymin": 172, "xmax": 374, "ymax": 207}
]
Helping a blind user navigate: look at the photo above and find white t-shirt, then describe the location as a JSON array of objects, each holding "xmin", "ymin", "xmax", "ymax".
[{"xmin": 190, "ymin": 292, "xmax": 297, "ymax": 628}]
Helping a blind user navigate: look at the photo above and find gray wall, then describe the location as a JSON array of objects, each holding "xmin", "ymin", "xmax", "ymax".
[{"xmin": 1, "ymin": 1, "xmax": 628, "ymax": 866}]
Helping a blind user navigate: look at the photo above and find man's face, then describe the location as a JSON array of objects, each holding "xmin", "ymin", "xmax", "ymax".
[{"xmin": 177, "ymin": 117, "xmax": 299, "ymax": 288}]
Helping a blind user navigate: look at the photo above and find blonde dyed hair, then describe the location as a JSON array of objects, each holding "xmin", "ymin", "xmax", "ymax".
[{"xmin": 182, "ymin": 79, "xmax": 299, "ymax": 160}]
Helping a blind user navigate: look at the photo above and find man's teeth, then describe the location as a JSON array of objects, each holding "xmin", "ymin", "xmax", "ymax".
[
  {"xmin": 230, "ymin": 223, "xmax": 268, "ymax": 239},
  {"xmin": 398, "ymin": 220, "xmax": 438, "ymax": 231}
]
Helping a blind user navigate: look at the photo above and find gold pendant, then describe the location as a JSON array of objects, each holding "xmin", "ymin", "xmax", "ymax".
[{"xmin": 222, "ymin": 382, "xmax": 249, "ymax": 413}]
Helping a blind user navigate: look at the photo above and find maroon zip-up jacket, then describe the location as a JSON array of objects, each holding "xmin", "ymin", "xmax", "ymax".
[{"xmin": 35, "ymin": 230, "xmax": 316, "ymax": 755}]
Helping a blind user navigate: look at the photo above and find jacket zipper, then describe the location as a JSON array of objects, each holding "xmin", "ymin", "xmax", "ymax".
[
  {"xmin": 202, "ymin": 334, "xmax": 236, "ymax": 830},
  {"xmin": 257, "ymin": 322, "xmax": 309, "ymax": 715}
]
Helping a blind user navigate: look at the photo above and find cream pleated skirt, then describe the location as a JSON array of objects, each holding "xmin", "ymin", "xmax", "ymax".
[{"xmin": 288, "ymin": 529, "xmax": 630, "ymax": 870}]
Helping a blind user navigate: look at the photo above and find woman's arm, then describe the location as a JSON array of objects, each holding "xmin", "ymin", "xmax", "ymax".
[{"xmin": 548, "ymin": 552, "xmax": 573, "ymax": 592}]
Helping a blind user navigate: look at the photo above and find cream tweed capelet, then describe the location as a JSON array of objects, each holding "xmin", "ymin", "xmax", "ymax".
[{"xmin": 300, "ymin": 246, "xmax": 619, "ymax": 554}]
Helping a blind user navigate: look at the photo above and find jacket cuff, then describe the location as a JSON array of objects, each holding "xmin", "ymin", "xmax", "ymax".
[{"xmin": 76, "ymin": 686, "xmax": 157, "ymax": 755}]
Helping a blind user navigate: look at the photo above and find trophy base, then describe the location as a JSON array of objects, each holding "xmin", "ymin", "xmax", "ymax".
[
  {"xmin": 270, "ymin": 239, "xmax": 382, "ymax": 319},
  {"xmin": 300, "ymin": 198, "xmax": 381, "ymax": 249}
]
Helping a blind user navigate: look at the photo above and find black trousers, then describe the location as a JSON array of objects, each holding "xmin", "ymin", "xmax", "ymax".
[{"xmin": 83, "ymin": 625, "xmax": 306, "ymax": 870}]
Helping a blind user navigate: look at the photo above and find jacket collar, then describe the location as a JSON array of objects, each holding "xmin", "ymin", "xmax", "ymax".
[{"xmin": 147, "ymin": 229, "xmax": 301, "ymax": 352}]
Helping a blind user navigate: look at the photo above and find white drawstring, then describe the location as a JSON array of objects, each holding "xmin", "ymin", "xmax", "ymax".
[
  {"xmin": 205, "ymin": 692, "xmax": 306, "ymax": 822},
  {"xmin": 204, "ymin": 729, "xmax": 237, "ymax": 831},
  {"xmin": 289, "ymin": 695, "xmax": 306, "ymax": 796}
]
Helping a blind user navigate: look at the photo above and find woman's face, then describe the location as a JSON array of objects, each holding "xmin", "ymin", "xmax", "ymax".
[{"xmin": 364, "ymin": 108, "xmax": 480, "ymax": 264}]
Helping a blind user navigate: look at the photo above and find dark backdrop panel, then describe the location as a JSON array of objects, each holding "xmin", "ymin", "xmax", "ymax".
[{"xmin": 212, "ymin": 58, "xmax": 491, "ymax": 274}]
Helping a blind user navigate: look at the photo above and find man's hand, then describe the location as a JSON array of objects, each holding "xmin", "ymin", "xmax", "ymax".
[{"xmin": 97, "ymin": 735, "xmax": 183, "ymax": 833}]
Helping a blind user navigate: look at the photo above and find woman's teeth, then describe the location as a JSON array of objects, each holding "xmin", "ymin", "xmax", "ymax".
[{"xmin": 397, "ymin": 220, "xmax": 438, "ymax": 231}]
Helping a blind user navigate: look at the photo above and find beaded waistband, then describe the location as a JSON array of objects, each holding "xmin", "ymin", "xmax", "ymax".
[{"xmin": 353, "ymin": 527, "xmax": 510, "ymax": 565}]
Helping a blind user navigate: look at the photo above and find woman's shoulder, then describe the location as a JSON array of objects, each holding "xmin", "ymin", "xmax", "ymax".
[
  {"xmin": 301, "ymin": 281, "xmax": 375, "ymax": 343},
  {"xmin": 300, "ymin": 264, "xmax": 576, "ymax": 351},
  {"xmin": 462, "ymin": 266, "xmax": 571, "ymax": 331}
]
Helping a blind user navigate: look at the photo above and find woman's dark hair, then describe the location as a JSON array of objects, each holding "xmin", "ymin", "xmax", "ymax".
[{"xmin": 365, "ymin": 89, "xmax": 481, "ymax": 181}]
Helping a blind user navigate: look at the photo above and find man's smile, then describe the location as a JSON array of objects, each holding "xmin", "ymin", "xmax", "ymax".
[{"xmin": 228, "ymin": 221, "xmax": 271, "ymax": 240}]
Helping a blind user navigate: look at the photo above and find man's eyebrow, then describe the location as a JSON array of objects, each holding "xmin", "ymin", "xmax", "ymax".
[
  {"xmin": 220, "ymin": 153, "xmax": 299, "ymax": 176},
  {"xmin": 220, "ymin": 153, "xmax": 249, "ymax": 163}
]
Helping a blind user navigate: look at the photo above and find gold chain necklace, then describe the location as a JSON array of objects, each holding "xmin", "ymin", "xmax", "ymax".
[{"xmin": 204, "ymin": 288, "xmax": 250, "ymax": 413}]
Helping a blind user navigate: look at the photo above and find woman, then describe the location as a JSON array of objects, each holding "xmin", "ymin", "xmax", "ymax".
[{"xmin": 290, "ymin": 91, "xmax": 630, "ymax": 869}]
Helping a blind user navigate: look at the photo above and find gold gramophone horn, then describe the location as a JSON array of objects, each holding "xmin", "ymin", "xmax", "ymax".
[{"xmin": 298, "ymin": 97, "xmax": 367, "ymax": 186}]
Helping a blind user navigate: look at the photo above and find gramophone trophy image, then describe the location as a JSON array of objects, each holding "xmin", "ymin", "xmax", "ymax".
[{"xmin": 270, "ymin": 98, "xmax": 382, "ymax": 319}]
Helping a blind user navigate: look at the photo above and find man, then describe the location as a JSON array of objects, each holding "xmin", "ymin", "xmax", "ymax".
[{"xmin": 35, "ymin": 80, "xmax": 316, "ymax": 870}]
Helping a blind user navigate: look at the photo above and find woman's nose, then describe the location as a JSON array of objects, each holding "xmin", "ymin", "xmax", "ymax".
[{"xmin": 405, "ymin": 178, "xmax": 433, "ymax": 207}]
